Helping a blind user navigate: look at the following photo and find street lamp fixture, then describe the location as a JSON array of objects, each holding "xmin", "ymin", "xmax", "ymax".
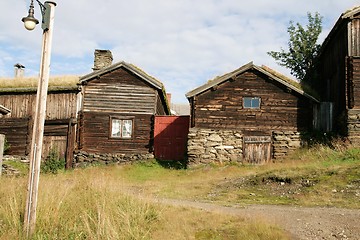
[
  {"xmin": 22, "ymin": 0, "xmax": 57, "ymax": 237},
  {"xmin": 22, "ymin": 0, "xmax": 56, "ymax": 31}
]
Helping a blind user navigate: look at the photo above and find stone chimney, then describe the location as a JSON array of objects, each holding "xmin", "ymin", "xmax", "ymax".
[
  {"xmin": 93, "ymin": 49, "xmax": 113, "ymax": 71},
  {"xmin": 14, "ymin": 63, "xmax": 25, "ymax": 78}
]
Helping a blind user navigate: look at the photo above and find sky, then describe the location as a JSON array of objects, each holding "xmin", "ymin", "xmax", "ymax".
[{"xmin": 0, "ymin": 1, "xmax": 359, "ymax": 103}]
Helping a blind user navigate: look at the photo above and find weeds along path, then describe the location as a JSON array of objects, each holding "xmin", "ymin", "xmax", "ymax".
[{"xmin": 147, "ymin": 196, "xmax": 360, "ymax": 240}]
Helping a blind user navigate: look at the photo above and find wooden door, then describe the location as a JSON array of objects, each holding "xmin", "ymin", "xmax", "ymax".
[
  {"xmin": 42, "ymin": 136, "xmax": 67, "ymax": 159},
  {"xmin": 243, "ymin": 136, "xmax": 272, "ymax": 164},
  {"xmin": 154, "ymin": 116, "xmax": 190, "ymax": 161}
]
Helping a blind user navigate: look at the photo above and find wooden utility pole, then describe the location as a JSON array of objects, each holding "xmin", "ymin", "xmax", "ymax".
[
  {"xmin": 0, "ymin": 134, "xmax": 4, "ymax": 176},
  {"xmin": 23, "ymin": 1, "xmax": 56, "ymax": 238}
]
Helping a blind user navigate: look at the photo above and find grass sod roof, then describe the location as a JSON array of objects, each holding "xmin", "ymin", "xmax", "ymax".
[
  {"xmin": 0, "ymin": 75, "xmax": 80, "ymax": 93},
  {"xmin": 260, "ymin": 65, "xmax": 320, "ymax": 100},
  {"xmin": 186, "ymin": 62, "xmax": 319, "ymax": 103}
]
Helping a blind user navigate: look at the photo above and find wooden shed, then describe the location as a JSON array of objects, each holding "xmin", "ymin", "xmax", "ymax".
[
  {"xmin": 0, "ymin": 76, "xmax": 80, "ymax": 166},
  {"xmin": 308, "ymin": 6, "xmax": 360, "ymax": 143},
  {"xmin": 77, "ymin": 60, "xmax": 170, "ymax": 156},
  {"xmin": 186, "ymin": 62, "xmax": 318, "ymax": 164}
]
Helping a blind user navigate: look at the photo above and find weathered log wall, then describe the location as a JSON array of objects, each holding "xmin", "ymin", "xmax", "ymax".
[
  {"xmin": 193, "ymin": 70, "xmax": 313, "ymax": 133},
  {"xmin": 0, "ymin": 117, "xmax": 30, "ymax": 155},
  {"xmin": 78, "ymin": 111, "xmax": 153, "ymax": 154},
  {"xmin": 0, "ymin": 89, "xmax": 78, "ymax": 119},
  {"xmin": 0, "ymin": 89, "xmax": 79, "ymax": 160},
  {"xmin": 82, "ymin": 68, "xmax": 158, "ymax": 114}
]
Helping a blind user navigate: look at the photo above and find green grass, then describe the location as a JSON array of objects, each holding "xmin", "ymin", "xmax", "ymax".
[
  {"xmin": 1, "ymin": 144, "xmax": 359, "ymax": 239},
  {"xmin": 112, "ymin": 145, "xmax": 360, "ymax": 209},
  {"xmin": 200, "ymin": 146, "xmax": 360, "ymax": 208},
  {"xmin": 0, "ymin": 165, "xmax": 288, "ymax": 240},
  {"xmin": 2, "ymin": 159, "xmax": 29, "ymax": 176}
]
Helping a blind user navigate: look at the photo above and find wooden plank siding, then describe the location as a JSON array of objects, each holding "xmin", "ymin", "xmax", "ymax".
[
  {"xmin": 0, "ymin": 89, "xmax": 79, "ymax": 159},
  {"xmin": 348, "ymin": 57, "xmax": 360, "ymax": 109},
  {"xmin": 78, "ymin": 111, "xmax": 153, "ymax": 154},
  {"xmin": 0, "ymin": 117, "xmax": 30, "ymax": 155},
  {"xmin": 155, "ymin": 91, "xmax": 169, "ymax": 115},
  {"xmin": 350, "ymin": 17, "xmax": 360, "ymax": 56},
  {"xmin": 78, "ymin": 64, "xmax": 170, "ymax": 155},
  {"xmin": 243, "ymin": 136, "xmax": 272, "ymax": 164},
  {"xmin": 82, "ymin": 68, "xmax": 160, "ymax": 114},
  {"xmin": 0, "ymin": 90, "xmax": 78, "ymax": 120},
  {"xmin": 311, "ymin": 9, "xmax": 360, "ymax": 135},
  {"xmin": 193, "ymin": 70, "xmax": 313, "ymax": 134},
  {"xmin": 314, "ymin": 21, "xmax": 348, "ymax": 124}
]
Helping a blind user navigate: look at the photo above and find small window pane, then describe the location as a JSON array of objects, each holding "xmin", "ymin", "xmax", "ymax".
[
  {"xmin": 252, "ymin": 98, "xmax": 260, "ymax": 108},
  {"xmin": 122, "ymin": 120, "xmax": 132, "ymax": 138},
  {"xmin": 111, "ymin": 119, "xmax": 121, "ymax": 137},
  {"xmin": 243, "ymin": 98, "xmax": 252, "ymax": 108},
  {"xmin": 243, "ymin": 97, "xmax": 260, "ymax": 109}
]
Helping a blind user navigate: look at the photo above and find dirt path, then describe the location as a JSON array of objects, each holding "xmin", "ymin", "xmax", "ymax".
[{"xmin": 150, "ymin": 197, "xmax": 360, "ymax": 240}]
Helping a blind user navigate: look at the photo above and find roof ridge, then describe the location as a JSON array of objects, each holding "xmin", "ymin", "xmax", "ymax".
[
  {"xmin": 186, "ymin": 62, "xmax": 318, "ymax": 102},
  {"xmin": 342, "ymin": 5, "xmax": 360, "ymax": 19}
]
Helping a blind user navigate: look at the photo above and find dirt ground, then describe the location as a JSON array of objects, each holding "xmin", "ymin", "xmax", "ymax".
[{"xmin": 152, "ymin": 198, "xmax": 360, "ymax": 240}]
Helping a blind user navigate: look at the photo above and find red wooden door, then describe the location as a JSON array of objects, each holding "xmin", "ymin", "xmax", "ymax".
[{"xmin": 154, "ymin": 116, "xmax": 190, "ymax": 160}]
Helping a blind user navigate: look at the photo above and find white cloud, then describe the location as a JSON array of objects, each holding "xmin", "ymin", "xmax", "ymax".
[{"xmin": 0, "ymin": 0, "xmax": 359, "ymax": 103}]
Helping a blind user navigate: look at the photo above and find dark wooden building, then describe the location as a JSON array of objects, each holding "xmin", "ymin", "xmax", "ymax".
[
  {"xmin": 77, "ymin": 59, "xmax": 170, "ymax": 155},
  {"xmin": 308, "ymin": 6, "xmax": 360, "ymax": 143},
  {"xmin": 0, "ymin": 79, "xmax": 80, "ymax": 164},
  {"xmin": 0, "ymin": 50, "xmax": 171, "ymax": 166},
  {"xmin": 186, "ymin": 62, "xmax": 318, "ymax": 163}
]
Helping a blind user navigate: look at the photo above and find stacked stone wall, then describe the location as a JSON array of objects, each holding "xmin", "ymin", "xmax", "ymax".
[
  {"xmin": 188, "ymin": 128, "xmax": 303, "ymax": 164},
  {"xmin": 187, "ymin": 128, "xmax": 243, "ymax": 165},
  {"xmin": 347, "ymin": 109, "xmax": 360, "ymax": 145},
  {"xmin": 272, "ymin": 131, "xmax": 302, "ymax": 159},
  {"xmin": 73, "ymin": 151, "xmax": 154, "ymax": 168}
]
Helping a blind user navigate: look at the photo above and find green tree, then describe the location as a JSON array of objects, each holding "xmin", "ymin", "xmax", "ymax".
[{"xmin": 268, "ymin": 12, "xmax": 323, "ymax": 82}]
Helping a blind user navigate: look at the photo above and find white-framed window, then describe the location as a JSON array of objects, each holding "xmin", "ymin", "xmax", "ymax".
[
  {"xmin": 110, "ymin": 118, "xmax": 133, "ymax": 139},
  {"xmin": 243, "ymin": 97, "xmax": 261, "ymax": 109}
]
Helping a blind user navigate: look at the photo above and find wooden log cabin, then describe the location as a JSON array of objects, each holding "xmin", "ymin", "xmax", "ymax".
[
  {"xmin": 77, "ymin": 50, "xmax": 170, "ymax": 158},
  {"xmin": 0, "ymin": 76, "xmax": 80, "ymax": 167},
  {"xmin": 307, "ymin": 6, "xmax": 360, "ymax": 144},
  {"xmin": 186, "ymin": 62, "xmax": 319, "ymax": 164}
]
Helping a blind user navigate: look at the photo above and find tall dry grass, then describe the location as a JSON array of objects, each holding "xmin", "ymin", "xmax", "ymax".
[
  {"xmin": 0, "ymin": 165, "xmax": 289, "ymax": 239},
  {"xmin": 0, "ymin": 168, "xmax": 159, "ymax": 239}
]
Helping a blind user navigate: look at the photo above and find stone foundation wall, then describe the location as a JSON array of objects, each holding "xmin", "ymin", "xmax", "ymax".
[
  {"xmin": 187, "ymin": 128, "xmax": 243, "ymax": 165},
  {"xmin": 272, "ymin": 131, "xmax": 302, "ymax": 159},
  {"xmin": 188, "ymin": 128, "xmax": 303, "ymax": 165},
  {"xmin": 347, "ymin": 109, "xmax": 360, "ymax": 145},
  {"xmin": 73, "ymin": 151, "xmax": 154, "ymax": 168}
]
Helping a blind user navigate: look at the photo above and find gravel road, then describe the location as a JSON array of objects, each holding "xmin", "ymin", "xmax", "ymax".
[{"xmin": 153, "ymin": 198, "xmax": 360, "ymax": 240}]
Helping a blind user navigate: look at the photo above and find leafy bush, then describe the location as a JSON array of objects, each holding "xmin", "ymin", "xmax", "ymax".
[{"xmin": 41, "ymin": 148, "xmax": 65, "ymax": 174}]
